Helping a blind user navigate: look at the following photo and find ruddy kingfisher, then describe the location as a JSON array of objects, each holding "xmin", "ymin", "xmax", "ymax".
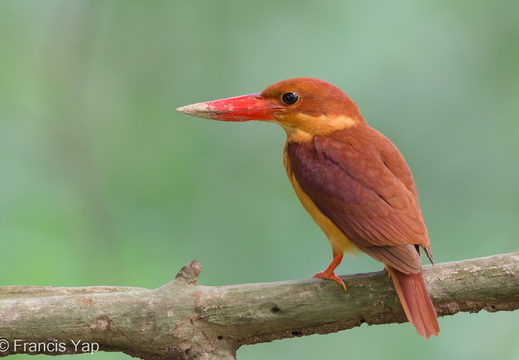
[{"xmin": 176, "ymin": 77, "xmax": 440, "ymax": 338}]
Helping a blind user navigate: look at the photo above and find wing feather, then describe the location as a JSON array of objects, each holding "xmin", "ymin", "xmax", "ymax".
[{"xmin": 287, "ymin": 125, "xmax": 430, "ymax": 273}]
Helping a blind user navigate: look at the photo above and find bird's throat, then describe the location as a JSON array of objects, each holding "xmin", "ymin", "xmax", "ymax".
[
  {"xmin": 282, "ymin": 126, "xmax": 314, "ymax": 144},
  {"xmin": 280, "ymin": 115, "xmax": 359, "ymax": 144}
]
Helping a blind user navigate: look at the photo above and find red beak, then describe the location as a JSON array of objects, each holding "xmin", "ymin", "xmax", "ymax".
[{"xmin": 176, "ymin": 93, "xmax": 279, "ymax": 122}]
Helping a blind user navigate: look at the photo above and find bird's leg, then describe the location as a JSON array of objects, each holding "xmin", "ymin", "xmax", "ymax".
[{"xmin": 313, "ymin": 253, "xmax": 347, "ymax": 291}]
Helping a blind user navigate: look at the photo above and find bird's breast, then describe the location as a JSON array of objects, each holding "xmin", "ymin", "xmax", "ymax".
[{"xmin": 283, "ymin": 143, "xmax": 358, "ymax": 256}]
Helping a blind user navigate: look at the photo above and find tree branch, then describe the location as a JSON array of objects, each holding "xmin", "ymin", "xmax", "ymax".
[{"xmin": 0, "ymin": 252, "xmax": 518, "ymax": 359}]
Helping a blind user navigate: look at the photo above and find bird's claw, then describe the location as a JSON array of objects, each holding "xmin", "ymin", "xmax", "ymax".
[{"xmin": 313, "ymin": 271, "xmax": 347, "ymax": 291}]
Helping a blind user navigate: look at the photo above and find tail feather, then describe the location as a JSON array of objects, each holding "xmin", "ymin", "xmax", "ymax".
[{"xmin": 386, "ymin": 266, "xmax": 440, "ymax": 338}]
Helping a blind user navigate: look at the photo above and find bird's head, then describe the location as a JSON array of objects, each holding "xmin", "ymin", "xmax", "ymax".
[{"xmin": 177, "ymin": 78, "xmax": 365, "ymax": 142}]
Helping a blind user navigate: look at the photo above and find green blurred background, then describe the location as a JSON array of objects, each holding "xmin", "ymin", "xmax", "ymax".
[{"xmin": 1, "ymin": 1, "xmax": 518, "ymax": 359}]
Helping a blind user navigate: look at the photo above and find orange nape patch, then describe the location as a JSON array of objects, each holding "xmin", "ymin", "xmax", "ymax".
[{"xmin": 278, "ymin": 115, "xmax": 359, "ymax": 144}]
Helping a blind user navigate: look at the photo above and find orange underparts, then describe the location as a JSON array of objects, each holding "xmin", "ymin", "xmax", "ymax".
[{"xmin": 313, "ymin": 253, "xmax": 347, "ymax": 291}]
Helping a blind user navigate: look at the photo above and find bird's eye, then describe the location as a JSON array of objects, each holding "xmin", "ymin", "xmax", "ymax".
[{"xmin": 281, "ymin": 92, "xmax": 299, "ymax": 105}]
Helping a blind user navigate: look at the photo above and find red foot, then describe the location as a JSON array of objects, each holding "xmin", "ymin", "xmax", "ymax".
[
  {"xmin": 313, "ymin": 271, "xmax": 347, "ymax": 291},
  {"xmin": 313, "ymin": 254, "xmax": 347, "ymax": 291}
]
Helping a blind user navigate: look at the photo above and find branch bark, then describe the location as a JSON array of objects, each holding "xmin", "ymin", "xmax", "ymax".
[{"xmin": 0, "ymin": 252, "xmax": 518, "ymax": 359}]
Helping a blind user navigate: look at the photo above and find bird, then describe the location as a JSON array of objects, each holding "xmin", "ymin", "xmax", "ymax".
[{"xmin": 176, "ymin": 77, "xmax": 440, "ymax": 338}]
